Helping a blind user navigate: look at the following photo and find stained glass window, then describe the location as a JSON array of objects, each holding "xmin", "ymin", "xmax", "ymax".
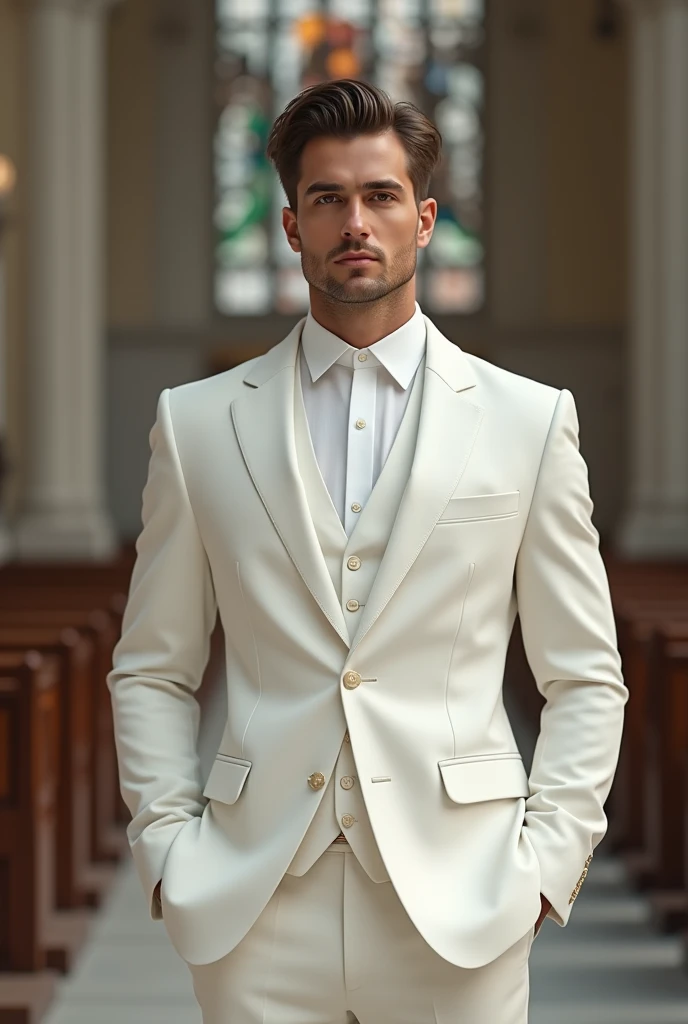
[{"xmin": 213, "ymin": 0, "xmax": 486, "ymax": 315}]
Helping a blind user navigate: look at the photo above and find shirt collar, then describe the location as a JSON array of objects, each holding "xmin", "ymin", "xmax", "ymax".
[{"xmin": 300, "ymin": 301, "xmax": 426, "ymax": 391}]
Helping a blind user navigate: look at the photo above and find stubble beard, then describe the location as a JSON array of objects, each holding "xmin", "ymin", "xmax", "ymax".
[{"xmin": 300, "ymin": 237, "xmax": 418, "ymax": 306}]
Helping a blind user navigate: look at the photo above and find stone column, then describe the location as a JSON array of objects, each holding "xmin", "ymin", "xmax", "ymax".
[
  {"xmin": 0, "ymin": 155, "xmax": 17, "ymax": 563},
  {"xmin": 617, "ymin": 0, "xmax": 688, "ymax": 558},
  {"xmin": 15, "ymin": 0, "xmax": 118, "ymax": 561}
]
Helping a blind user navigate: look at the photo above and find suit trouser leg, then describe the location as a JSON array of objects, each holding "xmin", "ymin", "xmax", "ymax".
[{"xmin": 185, "ymin": 842, "xmax": 535, "ymax": 1024}]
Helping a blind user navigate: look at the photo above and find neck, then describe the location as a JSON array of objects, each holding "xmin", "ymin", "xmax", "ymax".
[{"xmin": 308, "ymin": 280, "xmax": 417, "ymax": 349}]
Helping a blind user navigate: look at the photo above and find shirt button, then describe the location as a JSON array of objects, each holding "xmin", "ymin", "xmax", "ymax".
[
  {"xmin": 351, "ymin": 502, "xmax": 362, "ymax": 513},
  {"xmin": 341, "ymin": 814, "xmax": 356, "ymax": 828},
  {"xmin": 340, "ymin": 776, "xmax": 355, "ymax": 790},
  {"xmin": 346, "ymin": 599, "xmax": 360, "ymax": 612},
  {"xmin": 357, "ymin": 352, "xmax": 368, "ymax": 361},
  {"xmin": 344, "ymin": 730, "xmax": 351, "ymax": 742},
  {"xmin": 347, "ymin": 555, "xmax": 361, "ymax": 570},
  {"xmin": 355, "ymin": 418, "xmax": 366, "ymax": 429}
]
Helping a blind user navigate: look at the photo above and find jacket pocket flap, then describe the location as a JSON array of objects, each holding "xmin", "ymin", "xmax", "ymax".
[
  {"xmin": 439, "ymin": 491, "xmax": 520, "ymax": 522},
  {"xmin": 202, "ymin": 754, "xmax": 252, "ymax": 805},
  {"xmin": 438, "ymin": 755, "xmax": 529, "ymax": 803}
]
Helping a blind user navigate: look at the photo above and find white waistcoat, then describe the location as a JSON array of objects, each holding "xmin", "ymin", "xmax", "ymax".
[{"xmin": 286, "ymin": 344, "xmax": 426, "ymax": 881}]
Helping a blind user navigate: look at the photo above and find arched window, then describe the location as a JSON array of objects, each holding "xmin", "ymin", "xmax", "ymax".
[{"xmin": 213, "ymin": 0, "xmax": 486, "ymax": 316}]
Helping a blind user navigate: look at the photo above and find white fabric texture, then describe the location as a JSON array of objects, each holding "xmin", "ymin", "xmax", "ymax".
[{"xmin": 188, "ymin": 842, "xmax": 535, "ymax": 1024}]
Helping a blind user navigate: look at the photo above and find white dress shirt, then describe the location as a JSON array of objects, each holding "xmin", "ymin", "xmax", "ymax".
[{"xmin": 298, "ymin": 301, "xmax": 427, "ymax": 536}]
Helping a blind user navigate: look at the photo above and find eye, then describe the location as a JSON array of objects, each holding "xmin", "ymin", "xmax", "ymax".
[
  {"xmin": 315, "ymin": 195, "xmax": 339, "ymax": 205},
  {"xmin": 373, "ymin": 193, "xmax": 395, "ymax": 202}
]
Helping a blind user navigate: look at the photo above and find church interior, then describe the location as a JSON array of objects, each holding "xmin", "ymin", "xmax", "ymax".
[{"xmin": 0, "ymin": 0, "xmax": 687, "ymax": 1021}]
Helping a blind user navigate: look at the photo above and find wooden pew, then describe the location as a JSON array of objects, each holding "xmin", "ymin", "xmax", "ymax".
[
  {"xmin": 0, "ymin": 648, "xmax": 91, "ymax": 976},
  {"xmin": 0, "ymin": 607, "xmax": 126, "ymax": 866},
  {"xmin": 608, "ymin": 598, "xmax": 688, "ymax": 861},
  {"xmin": 0, "ymin": 627, "xmax": 100, "ymax": 911},
  {"xmin": 644, "ymin": 625, "xmax": 688, "ymax": 931},
  {"xmin": 0, "ymin": 650, "xmax": 60, "ymax": 1024}
]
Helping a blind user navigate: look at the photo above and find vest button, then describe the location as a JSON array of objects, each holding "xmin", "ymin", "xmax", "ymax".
[
  {"xmin": 346, "ymin": 599, "xmax": 360, "ymax": 612},
  {"xmin": 340, "ymin": 776, "xmax": 355, "ymax": 790},
  {"xmin": 341, "ymin": 814, "xmax": 356, "ymax": 828},
  {"xmin": 351, "ymin": 502, "xmax": 362, "ymax": 513},
  {"xmin": 347, "ymin": 555, "xmax": 361, "ymax": 570},
  {"xmin": 307, "ymin": 772, "xmax": 325, "ymax": 790},
  {"xmin": 343, "ymin": 671, "xmax": 361, "ymax": 689}
]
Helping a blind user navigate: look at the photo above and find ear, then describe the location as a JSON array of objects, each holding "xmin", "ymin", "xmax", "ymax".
[
  {"xmin": 282, "ymin": 207, "xmax": 301, "ymax": 253},
  {"xmin": 417, "ymin": 197, "xmax": 437, "ymax": 250}
]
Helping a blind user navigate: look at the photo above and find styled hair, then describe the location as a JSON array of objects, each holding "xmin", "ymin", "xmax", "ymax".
[{"xmin": 266, "ymin": 78, "xmax": 443, "ymax": 211}]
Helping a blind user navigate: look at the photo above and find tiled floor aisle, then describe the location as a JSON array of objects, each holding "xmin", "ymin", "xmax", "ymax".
[{"xmin": 43, "ymin": 682, "xmax": 688, "ymax": 1023}]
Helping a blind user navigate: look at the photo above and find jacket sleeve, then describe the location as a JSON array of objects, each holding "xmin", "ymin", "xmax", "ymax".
[
  {"xmin": 515, "ymin": 388, "xmax": 627, "ymax": 926},
  {"xmin": 107, "ymin": 388, "xmax": 217, "ymax": 920}
]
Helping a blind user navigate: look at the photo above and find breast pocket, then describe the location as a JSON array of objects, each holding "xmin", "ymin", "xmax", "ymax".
[{"xmin": 438, "ymin": 490, "xmax": 519, "ymax": 524}]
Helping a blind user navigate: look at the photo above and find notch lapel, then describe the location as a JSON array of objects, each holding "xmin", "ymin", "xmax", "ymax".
[
  {"xmin": 230, "ymin": 319, "xmax": 350, "ymax": 647},
  {"xmin": 348, "ymin": 318, "xmax": 484, "ymax": 656}
]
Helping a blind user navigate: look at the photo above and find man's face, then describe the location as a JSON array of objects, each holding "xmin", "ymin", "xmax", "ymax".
[{"xmin": 282, "ymin": 131, "xmax": 436, "ymax": 305}]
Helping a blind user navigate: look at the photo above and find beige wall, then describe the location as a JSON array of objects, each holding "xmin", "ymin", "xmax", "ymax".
[
  {"xmin": 543, "ymin": 0, "xmax": 628, "ymax": 326},
  {"xmin": 107, "ymin": 0, "xmax": 157, "ymax": 326},
  {"xmin": 489, "ymin": 0, "xmax": 628, "ymax": 329}
]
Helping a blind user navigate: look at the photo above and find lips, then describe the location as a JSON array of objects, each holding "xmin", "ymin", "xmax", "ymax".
[{"xmin": 335, "ymin": 254, "xmax": 379, "ymax": 265}]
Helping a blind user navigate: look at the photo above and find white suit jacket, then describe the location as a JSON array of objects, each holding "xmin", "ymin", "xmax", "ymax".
[{"xmin": 107, "ymin": 314, "xmax": 627, "ymax": 969}]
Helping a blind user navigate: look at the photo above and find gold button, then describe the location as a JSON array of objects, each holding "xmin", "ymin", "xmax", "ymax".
[
  {"xmin": 346, "ymin": 599, "xmax": 360, "ymax": 612},
  {"xmin": 343, "ymin": 671, "xmax": 361, "ymax": 689},
  {"xmin": 347, "ymin": 556, "xmax": 361, "ymax": 570},
  {"xmin": 355, "ymin": 418, "xmax": 366, "ymax": 429},
  {"xmin": 307, "ymin": 772, "xmax": 325, "ymax": 790},
  {"xmin": 351, "ymin": 502, "xmax": 362, "ymax": 513},
  {"xmin": 340, "ymin": 776, "xmax": 355, "ymax": 790},
  {"xmin": 344, "ymin": 730, "xmax": 351, "ymax": 742},
  {"xmin": 341, "ymin": 813, "xmax": 356, "ymax": 828},
  {"xmin": 357, "ymin": 352, "xmax": 368, "ymax": 361}
]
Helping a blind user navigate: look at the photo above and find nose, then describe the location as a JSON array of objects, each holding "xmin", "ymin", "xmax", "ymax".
[{"xmin": 341, "ymin": 198, "xmax": 370, "ymax": 240}]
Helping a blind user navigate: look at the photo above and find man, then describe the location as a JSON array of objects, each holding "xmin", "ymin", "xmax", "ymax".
[{"xmin": 108, "ymin": 79, "xmax": 627, "ymax": 1023}]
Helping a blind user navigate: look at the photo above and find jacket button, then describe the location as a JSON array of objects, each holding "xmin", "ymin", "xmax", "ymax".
[
  {"xmin": 343, "ymin": 671, "xmax": 361, "ymax": 689},
  {"xmin": 347, "ymin": 555, "xmax": 361, "ymax": 570},
  {"xmin": 307, "ymin": 772, "xmax": 325, "ymax": 790}
]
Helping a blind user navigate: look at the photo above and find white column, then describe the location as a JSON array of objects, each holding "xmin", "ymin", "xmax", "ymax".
[
  {"xmin": 617, "ymin": 0, "xmax": 688, "ymax": 558},
  {"xmin": 0, "ymin": 156, "xmax": 17, "ymax": 563},
  {"xmin": 16, "ymin": 0, "xmax": 118, "ymax": 560}
]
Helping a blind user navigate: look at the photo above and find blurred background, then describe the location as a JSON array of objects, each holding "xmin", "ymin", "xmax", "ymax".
[{"xmin": 0, "ymin": 1, "xmax": 687, "ymax": 1022}]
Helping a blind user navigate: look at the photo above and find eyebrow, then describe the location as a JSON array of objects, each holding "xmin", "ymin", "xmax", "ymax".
[{"xmin": 303, "ymin": 178, "xmax": 406, "ymax": 197}]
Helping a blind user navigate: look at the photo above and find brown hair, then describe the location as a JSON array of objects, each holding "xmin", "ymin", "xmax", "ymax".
[{"xmin": 266, "ymin": 78, "xmax": 443, "ymax": 211}]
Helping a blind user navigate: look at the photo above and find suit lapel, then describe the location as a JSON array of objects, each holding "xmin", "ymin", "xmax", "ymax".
[
  {"xmin": 230, "ymin": 319, "xmax": 350, "ymax": 647},
  {"xmin": 348, "ymin": 318, "xmax": 484, "ymax": 655},
  {"xmin": 230, "ymin": 314, "xmax": 484, "ymax": 656}
]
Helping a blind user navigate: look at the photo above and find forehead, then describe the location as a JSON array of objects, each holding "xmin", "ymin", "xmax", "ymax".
[{"xmin": 298, "ymin": 132, "xmax": 411, "ymax": 192}]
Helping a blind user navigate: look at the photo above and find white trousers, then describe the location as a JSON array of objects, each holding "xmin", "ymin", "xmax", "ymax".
[{"xmin": 185, "ymin": 842, "xmax": 535, "ymax": 1024}]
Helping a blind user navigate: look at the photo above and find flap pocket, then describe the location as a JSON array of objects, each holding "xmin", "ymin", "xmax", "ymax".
[
  {"xmin": 202, "ymin": 753, "xmax": 252, "ymax": 805},
  {"xmin": 438, "ymin": 491, "xmax": 519, "ymax": 523},
  {"xmin": 438, "ymin": 754, "xmax": 529, "ymax": 804}
]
